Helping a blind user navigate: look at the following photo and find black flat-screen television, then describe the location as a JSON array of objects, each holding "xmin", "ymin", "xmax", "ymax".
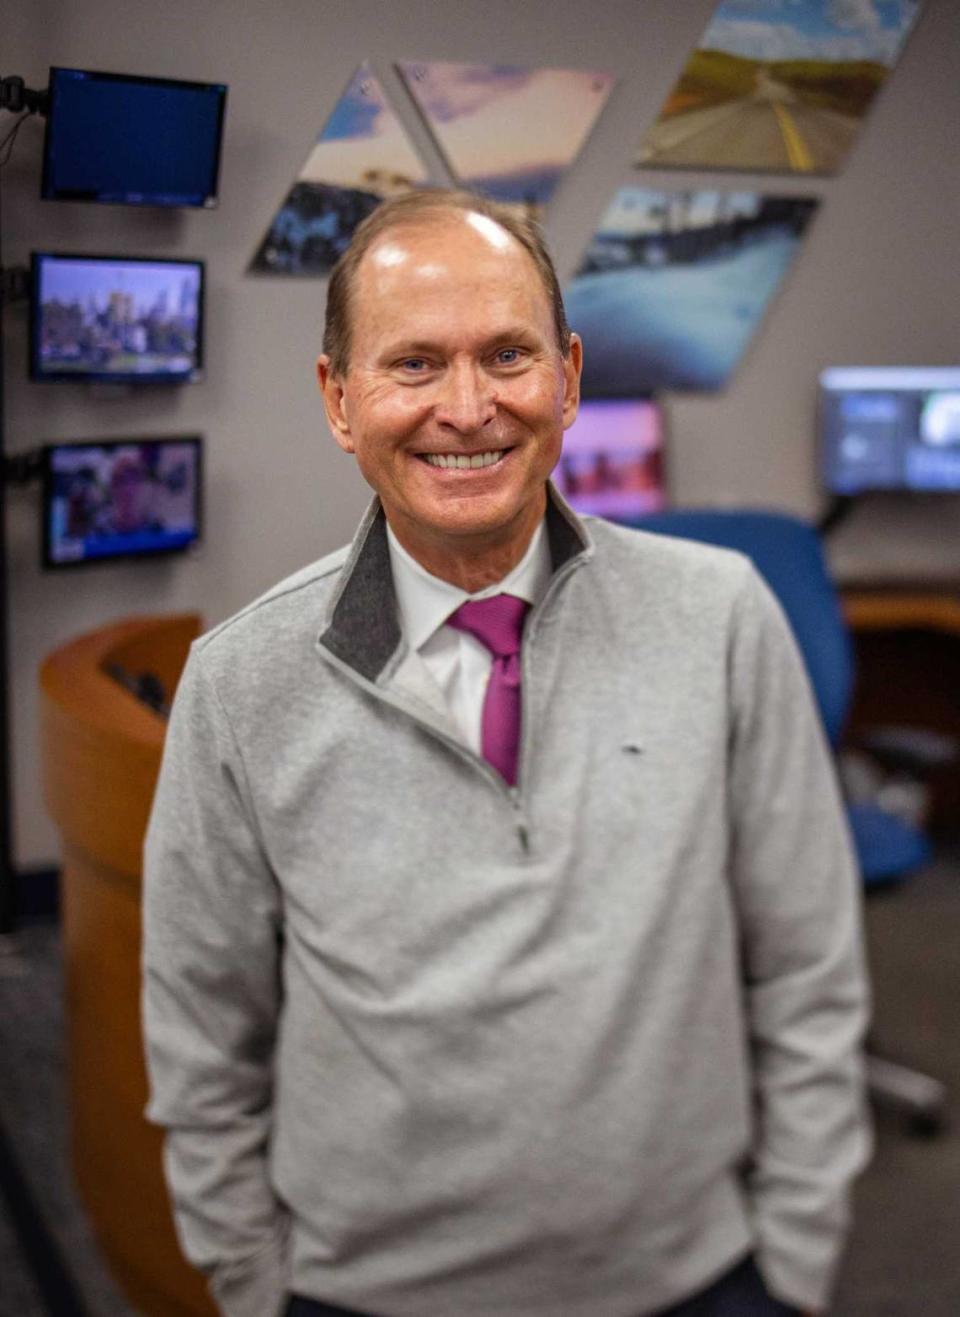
[
  {"xmin": 41, "ymin": 436, "xmax": 203, "ymax": 568},
  {"xmin": 820, "ymin": 366, "xmax": 960, "ymax": 494},
  {"xmin": 31, "ymin": 252, "xmax": 205, "ymax": 384},
  {"xmin": 553, "ymin": 397, "xmax": 667, "ymax": 521},
  {"xmin": 41, "ymin": 66, "xmax": 227, "ymax": 208}
]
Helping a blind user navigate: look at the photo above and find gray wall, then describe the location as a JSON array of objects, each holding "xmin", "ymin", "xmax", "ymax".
[{"xmin": 3, "ymin": 0, "xmax": 958, "ymax": 868}]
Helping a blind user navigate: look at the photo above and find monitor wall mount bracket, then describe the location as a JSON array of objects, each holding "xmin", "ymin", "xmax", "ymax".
[
  {"xmin": 0, "ymin": 266, "xmax": 29, "ymax": 306},
  {"xmin": 0, "ymin": 76, "xmax": 49, "ymax": 117},
  {"xmin": 2, "ymin": 450, "xmax": 43, "ymax": 488}
]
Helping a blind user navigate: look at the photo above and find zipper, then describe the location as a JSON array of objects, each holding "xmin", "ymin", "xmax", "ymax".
[
  {"xmin": 318, "ymin": 546, "xmax": 589, "ymax": 863},
  {"xmin": 319, "ymin": 640, "xmax": 531, "ymax": 853},
  {"xmin": 514, "ymin": 551, "xmax": 587, "ymax": 798}
]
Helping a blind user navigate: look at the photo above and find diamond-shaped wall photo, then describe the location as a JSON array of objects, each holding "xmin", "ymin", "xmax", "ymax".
[
  {"xmin": 396, "ymin": 61, "xmax": 615, "ymax": 215},
  {"xmin": 566, "ymin": 186, "xmax": 819, "ymax": 395},
  {"xmin": 249, "ymin": 63, "xmax": 428, "ymax": 275},
  {"xmin": 636, "ymin": 0, "xmax": 925, "ymax": 175}
]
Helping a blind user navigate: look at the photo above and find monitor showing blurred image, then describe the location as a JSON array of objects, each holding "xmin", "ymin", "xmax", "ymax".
[
  {"xmin": 42, "ymin": 67, "xmax": 227, "ymax": 208},
  {"xmin": 31, "ymin": 252, "xmax": 204, "ymax": 383},
  {"xmin": 820, "ymin": 367, "xmax": 960, "ymax": 495},
  {"xmin": 43, "ymin": 436, "xmax": 202, "ymax": 567},
  {"xmin": 553, "ymin": 398, "xmax": 667, "ymax": 521}
]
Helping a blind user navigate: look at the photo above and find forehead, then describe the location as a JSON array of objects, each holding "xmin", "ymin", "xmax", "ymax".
[{"xmin": 353, "ymin": 212, "xmax": 549, "ymax": 315}]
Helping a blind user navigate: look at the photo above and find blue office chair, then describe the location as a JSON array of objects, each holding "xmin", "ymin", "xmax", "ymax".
[{"xmin": 631, "ymin": 508, "xmax": 946, "ymax": 1130}]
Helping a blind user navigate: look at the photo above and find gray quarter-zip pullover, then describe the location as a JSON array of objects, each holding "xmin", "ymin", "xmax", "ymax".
[{"xmin": 143, "ymin": 489, "xmax": 869, "ymax": 1317}]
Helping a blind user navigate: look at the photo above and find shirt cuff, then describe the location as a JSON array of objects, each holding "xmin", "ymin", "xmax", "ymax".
[{"xmin": 208, "ymin": 1230, "xmax": 289, "ymax": 1317}]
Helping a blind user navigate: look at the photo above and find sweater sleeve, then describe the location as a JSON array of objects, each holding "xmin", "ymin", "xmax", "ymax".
[
  {"xmin": 726, "ymin": 564, "xmax": 872, "ymax": 1315},
  {"xmin": 142, "ymin": 643, "xmax": 289, "ymax": 1317}
]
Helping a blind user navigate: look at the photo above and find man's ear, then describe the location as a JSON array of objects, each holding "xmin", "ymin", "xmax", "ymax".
[
  {"xmin": 561, "ymin": 334, "xmax": 583, "ymax": 430},
  {"xmin": 317, "ymin": 354, "xmax": 355, "ymax": 454}
]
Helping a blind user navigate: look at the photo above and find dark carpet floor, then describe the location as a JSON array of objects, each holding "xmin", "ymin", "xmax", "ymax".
[{"xmin": 1, "ymin": 850, "xmax": 959, "ymax": 1316}]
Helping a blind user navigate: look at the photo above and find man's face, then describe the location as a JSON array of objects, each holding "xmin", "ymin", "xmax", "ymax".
[{"xmin": 317, "ymin": 212, "xmax": 581, "ymax": 577}]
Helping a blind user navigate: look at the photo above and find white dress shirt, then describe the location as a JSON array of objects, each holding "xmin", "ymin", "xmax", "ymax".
[{"xmin": 386, "ymin": 521, "xmax": 551, "ymax": 755}]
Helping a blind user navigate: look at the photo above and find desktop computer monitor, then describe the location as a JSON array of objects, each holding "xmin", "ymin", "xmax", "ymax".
[{"xmin": 820, "ymin": 366, "xmax": 960, "ymax": 495}]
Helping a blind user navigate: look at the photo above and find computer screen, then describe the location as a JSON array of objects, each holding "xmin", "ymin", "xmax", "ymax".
[
  {"xmin": 42, "ymin": 437, "xmax": 203, "ymax": 567},
  {"xmin": 820, "ymin": 366, "xmax": 960, "ymax": 494},
  {"xmin": 31, "ymin": 252, "xmax": 204, "ymax": 384},
  {"xmin": 553, "ymin": 398, "xmax": 667, "ymax": 520},
  {"xmin": 42, "ymin": 67, "xmax": 227, "ymax": 208}
]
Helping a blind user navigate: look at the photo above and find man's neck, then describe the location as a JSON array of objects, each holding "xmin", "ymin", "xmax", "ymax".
[{"xmin": 384, "ymin": 505, "xmax": 545, "ymax": 595}]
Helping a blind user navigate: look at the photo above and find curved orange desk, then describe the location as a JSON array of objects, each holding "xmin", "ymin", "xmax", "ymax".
[{"xmin": 39, "ymin": 614, "xmax": 216, "ymax": 1317}]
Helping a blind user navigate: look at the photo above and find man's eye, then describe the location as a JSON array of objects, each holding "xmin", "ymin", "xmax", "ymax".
[
  {"xmin": 495, "ymin": 348, "xmax": 522, "ymax": 365},
  {"xmin": 399, "ymin": 357, "xmax": 429, "ymax": 372}
]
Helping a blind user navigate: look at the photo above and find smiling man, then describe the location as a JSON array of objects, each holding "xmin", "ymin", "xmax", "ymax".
[
  {"xmin": 316, "ymin": 203, "xmax": 580, "ymax": 594},
  {"xmin": 143, "ymin": 190, "xmax": 870, "ymax": 1317}
]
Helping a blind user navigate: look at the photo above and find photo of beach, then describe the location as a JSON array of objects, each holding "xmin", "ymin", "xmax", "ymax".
[
  {"xmin": 636, "ymin": 0, "xmax": 923, "ymax": 174},
  {"xmin": 250, "ymin": 62, "xmax": 427, "ymax": 275},
  {"xmin": 397, "ymin": 61, "xmax": 615, "ymax": 212},
  {"xmin": 566, "ymin": 186, "xmax": 818, "ymax": 395}
]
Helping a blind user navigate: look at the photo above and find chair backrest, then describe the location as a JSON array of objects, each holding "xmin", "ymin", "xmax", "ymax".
[{"xmin": 631, "ymin": 510, "xmax": 854, "ymax": 746}]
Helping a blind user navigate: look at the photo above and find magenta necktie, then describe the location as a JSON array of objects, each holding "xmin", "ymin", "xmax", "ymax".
[{"xmin": 447, "ymin": 594, "xmax": 530, "ymax": 786}]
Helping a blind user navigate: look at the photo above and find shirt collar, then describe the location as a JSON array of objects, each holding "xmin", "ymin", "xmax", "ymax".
[
  {"xmin": 318, "ymin": 486, "xmax": 592, "ymax": 683},
  {"xmin": 387, "ymin": 519, "xmax": 552, "ymax": 654}
]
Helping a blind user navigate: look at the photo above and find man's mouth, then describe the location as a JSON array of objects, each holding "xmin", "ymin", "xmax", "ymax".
[{"xmin": 418, "ymin": 449, "xmax": 507, "ymax": 470}]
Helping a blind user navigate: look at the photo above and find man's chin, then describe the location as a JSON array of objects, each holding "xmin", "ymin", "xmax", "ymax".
[{"xmin": 386, "ymin": 493, "xmax": 538, "ymax": 551}]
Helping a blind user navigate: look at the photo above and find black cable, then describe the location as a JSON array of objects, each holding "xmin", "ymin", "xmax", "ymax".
[
  {"xmin": 0, "ymin": 111, "xmax": 29, "ymax": 166},
  {"xmin": 1, "ymin": 77, "xmax": 49, "ymax": 931}
]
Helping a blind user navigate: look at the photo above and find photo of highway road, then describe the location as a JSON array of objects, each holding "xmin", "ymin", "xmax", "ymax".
[
  {"xmin": 637, "ymin": 0, "xmax": 923, "ymax": 174},
  {"xmin": 565, "ymin": 187, "xmax": 818, "ymax": 395}
]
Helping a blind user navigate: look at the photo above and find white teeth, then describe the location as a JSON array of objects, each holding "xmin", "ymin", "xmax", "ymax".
[{"xmin": 423, "ymin": 450, "xmax": 504, "ymax": 469}]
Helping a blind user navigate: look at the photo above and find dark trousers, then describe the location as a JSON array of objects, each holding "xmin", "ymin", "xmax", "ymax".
[{"xmin": 285, "ymin": 1255, "xmax": 801, "ymax": 1317}]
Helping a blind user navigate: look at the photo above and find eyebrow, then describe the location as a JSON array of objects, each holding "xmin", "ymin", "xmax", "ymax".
[{"xmin": 377, "ymin": 327, "xmax": 541, "ymax": 362}]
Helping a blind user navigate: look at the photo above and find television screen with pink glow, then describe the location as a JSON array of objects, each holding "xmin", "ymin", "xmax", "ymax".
[
  {"xmin": 553, "ymin": 398, "xmax": 666, "ymax": 520},
  {"xmin": 41, "ymin": 436, "xmax": 202, "ymax": 567}
]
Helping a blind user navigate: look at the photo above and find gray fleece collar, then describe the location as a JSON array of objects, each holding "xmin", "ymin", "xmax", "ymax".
[{"xmin": 319, "ymin": 483, "xmax": 592, "ymax": 683}]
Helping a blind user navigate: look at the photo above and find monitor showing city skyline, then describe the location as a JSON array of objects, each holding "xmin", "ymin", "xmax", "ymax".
[{"xmin": 30, "ymin": 252, "xmax": 205, "ymax": 384}]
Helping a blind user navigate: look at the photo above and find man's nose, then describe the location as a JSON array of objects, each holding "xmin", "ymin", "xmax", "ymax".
[{"xmin": 433, "ymin": 361, "xmax": 496, "ymax": 434}]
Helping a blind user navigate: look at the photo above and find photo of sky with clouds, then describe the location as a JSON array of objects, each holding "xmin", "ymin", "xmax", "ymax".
[
  {"xmin": 702, "ymin": 0, "xmax": 922, "ymax": 65},
  {"xmin": 249, "ymin": 63, "xmax": 427, "ymax": 275},
  {"xmin": 397, "ymin": 62, "xmax": 615, "ymax": 207},
  {"xmin": 299, "ymin": 62, "xmax": 426, "ymax": 191}
]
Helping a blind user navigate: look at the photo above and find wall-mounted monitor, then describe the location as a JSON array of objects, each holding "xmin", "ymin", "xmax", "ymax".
[
  {"xmin": 30, "ymin": 252, "xmax": 204, "ymax": 385},
  {"xmin": 41, "ymin": 67, "xmax": 227, "ymax": 208},
  {"xmin": 553, "ymin": 397, "xmax": 667, "ymax": 521},
  {"xmin": 820, "ymin": 367, "xmax": 960, "ymax": 495},
  {"xmin": 41, "ymin": 436, "xmax": 203, "ymax": 568}
]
